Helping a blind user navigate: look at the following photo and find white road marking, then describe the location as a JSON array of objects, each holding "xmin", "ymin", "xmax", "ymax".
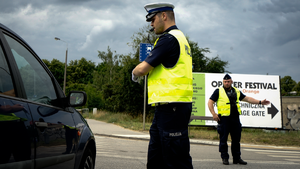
[
  {"xmin": 269, "ymin": 155, "xmax": 300, "ymax": 158},
  {"xmin": 243, "ymin": 149, "xmax": 300, "ymax": 154},
  {"xmin": 286, "ymin": 159, "xmax": 300, "ymax": 162},
  {"xmin": 243, "ymin": 148, "xmax": 300, "ymax": 165}
]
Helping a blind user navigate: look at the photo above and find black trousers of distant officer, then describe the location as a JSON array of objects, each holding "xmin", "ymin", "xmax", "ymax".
[
  {"xmin": 147, "ymin": 103, "xmax": 193, "ymax": 169},
  {"xmin": 217, "ymin": 115, "xmax": 242, "ymax": 160}
]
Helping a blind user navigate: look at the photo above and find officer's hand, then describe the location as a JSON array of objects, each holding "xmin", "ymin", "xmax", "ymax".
[
  {"xmin": 261, "ymin": 99, "xmax": 270, "ymax": 105},
  {"xmin": 0, "ymin": 104, "xmax": 24, "ymax": 113},
  {"xmin": 213, "ymin": 114, "xmax": 220, "ymax": 122},
  {"xmin": 11, "ymin": 104, "xmax": 24, "ymax": 112},
  {"xmin": 132, "ymin": 72, "xmax": 138, "ymax": 82}
]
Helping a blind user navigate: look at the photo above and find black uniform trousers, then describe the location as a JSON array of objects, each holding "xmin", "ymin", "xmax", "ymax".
[
  {"xmin": 217, "ymin": 115, "xmax": 242, "ymax": 160},
  {"xmin": 147, "ymin": 103, "xmax": 193, "ymax": 169}
]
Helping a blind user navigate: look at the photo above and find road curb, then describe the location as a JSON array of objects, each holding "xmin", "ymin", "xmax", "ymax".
[
  {"xmin": 94, "ymin": 133, "xmax": 300, "ymax": 151},
  {"xmin": 94, "ymin": 133, "xmax": 150, "ymax": 141}
]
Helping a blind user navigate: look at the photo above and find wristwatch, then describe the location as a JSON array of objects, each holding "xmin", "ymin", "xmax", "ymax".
[{"xmin": 259, "ymin": 100, "xmax": 261, "ymax": 104}]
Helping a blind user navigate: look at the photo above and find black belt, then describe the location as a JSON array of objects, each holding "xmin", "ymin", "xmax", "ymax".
[
  {"xmin": 226, "ymin": 102, "xmax": 238, "ymax": 104},
  {"xmin": 155, "ymin": 102, "xmax": 169, "ymax": 106}
]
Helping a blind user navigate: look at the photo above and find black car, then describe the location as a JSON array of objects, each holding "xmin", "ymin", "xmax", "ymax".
[{"xmin": 0, "ymin": 23, "xmax": 96, "ymax": 169}]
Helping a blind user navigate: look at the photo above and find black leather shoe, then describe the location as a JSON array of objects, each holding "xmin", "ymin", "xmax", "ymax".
[
  {"xmin": 233, "ymin": 158, "xmax": 247, "ymax": 165},
  {"xmin": 222, "ymin": 159, "xmax": 229, "ymax": 165}
]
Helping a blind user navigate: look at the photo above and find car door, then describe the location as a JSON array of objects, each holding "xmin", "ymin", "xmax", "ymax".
[
  {"xmin": 1, "ymin": 29, "xmax": 78, "ymax": 168},
  {"xmin": 0, "ymin": 39, "xmax": 35, "ymax": 169}
]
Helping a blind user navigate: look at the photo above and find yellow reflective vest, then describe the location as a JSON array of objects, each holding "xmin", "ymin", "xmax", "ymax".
[
  {"xmin": 0, "ymin": 105, "xmax": 27, "ymax": 122},
  {"xmin": 0, "ymin": 113, "xmax": 20, "ymax": 121},
  {"xmin": 147, "ymin": 29, "xmax": 193, "ymax": 105},
  {"xmin": 217, "ymin": 87, "xmax": 241, "ymax": 116}
]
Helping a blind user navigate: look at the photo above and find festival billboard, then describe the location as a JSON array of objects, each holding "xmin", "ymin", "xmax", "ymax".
[{"xmin": 191, "ymin": 73, "xmax": 282, "ymax": 128}]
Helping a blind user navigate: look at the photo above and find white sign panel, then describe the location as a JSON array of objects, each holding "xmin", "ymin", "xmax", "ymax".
[{"xmin": 191, "ymin": 73, "xmax": 282, "ymax": 128}]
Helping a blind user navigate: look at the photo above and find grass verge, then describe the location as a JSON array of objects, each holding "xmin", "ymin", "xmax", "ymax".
[{"xmin": 84, "ymin": 111, "xmax": 300, "ymax": 147}]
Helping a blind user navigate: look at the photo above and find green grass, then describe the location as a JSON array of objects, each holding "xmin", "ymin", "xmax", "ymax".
[
  {"xmin": 84, "ymin": 111, "xmax": 300, "ymax": 147},
  {"xmin": 84, "ymin": 110, "xmax": 153, "ymax": 131},
  {"xmin": 188, "ymin": 127, "xmax": 300, "ymax": 147}
]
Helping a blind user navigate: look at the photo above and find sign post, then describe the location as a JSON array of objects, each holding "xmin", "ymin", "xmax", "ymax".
[{"xmin": 139, "ymin": 43, "xmax": 153, "ymax": 130}]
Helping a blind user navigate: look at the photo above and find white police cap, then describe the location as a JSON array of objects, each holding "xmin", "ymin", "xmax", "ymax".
[{"xmin": 144, "ymin": 2, "xmax": 175, "ymax": 22}]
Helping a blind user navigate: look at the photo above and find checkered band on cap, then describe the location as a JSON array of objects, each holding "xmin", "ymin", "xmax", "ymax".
[{"xmin": 144, "ymin": 2, "xmax": 175, "ymax": 22}]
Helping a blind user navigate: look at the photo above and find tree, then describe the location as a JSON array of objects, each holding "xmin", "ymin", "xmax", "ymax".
[
  {"xmin": 188, "ymin": 40, "xmax": 229, "ymax": 73},
  {"xmin": 84, "ymin": 83, "xmax": 105, "ymax": 109},
  {"xmin": 67, "ymin": 58, "xmax": 96, "ymax": 85},
  {"xmin": 97, "ymin": 46, "xmax": 122, "ymax": 83},
  {"xmin": 42, "ymin": 59, "xmax": 64, "ymax": 88},
  {"xmin": 189, "ymin": 40, "xmax": 208, "ymax": 72},
  {"xmin": 93, "ymin": 45, "xmax": 145, "ymax": 114},
  {"xmin": 65, "ymin": 83, "xmax": 85, "ymax": 95},
  {"xmin": 204, "ymin": 55, "xmax": 228, "ymax": 73},
  {"xmin": 128, "ymin": 25, "xmax": 159, "ymax": 60},
  {"xmin": 92, "ymin": 47, "xmax": 124, "ymax": 112},
  {"xmin": 117, "ymin": 54, "xmax": 144, "ymax": 114},
  {"xmin": 292, "ymin": 81, "xmax": 300, "ymax": 96},
  {"xmin": 70, "ymin": 25, "xmax": 230, "ymax": 113},
  {"xmin": 42, "ymin": 59, "xmax": 50, "ymax": 67},
  {"xmin": 281, "ymin": 76, "xmax": 297, "ymax": 95},
  {"xmin": 128, "ymin": 25, "xmax": 229, "ymax": 74}
]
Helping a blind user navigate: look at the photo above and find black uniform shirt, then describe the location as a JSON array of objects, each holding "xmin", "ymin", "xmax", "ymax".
[
  {"xmin": 145, "ymin": 25, "xmax": 180, "ymax": 68},
  {"xmin": 210, "ymin": 87, "xmax": 246, "ymax": 117}
]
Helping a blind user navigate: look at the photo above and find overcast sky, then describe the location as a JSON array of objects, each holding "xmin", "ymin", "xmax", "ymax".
[{"xmin": 1, "ymin": 0, "xmax": 299, "ymax": 82}]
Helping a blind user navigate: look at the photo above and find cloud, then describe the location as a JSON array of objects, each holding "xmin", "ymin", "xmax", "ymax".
[
  {"xmin": 1, "ymin": 0, "xmax": 299, "ymax": 82},
  {"xmin": 257, "ymin": 0, "xmax": 300, "ymax": 13},
  {"xmin": 79, "ymin": 22, "xmax": 114, "ymax": 51}
]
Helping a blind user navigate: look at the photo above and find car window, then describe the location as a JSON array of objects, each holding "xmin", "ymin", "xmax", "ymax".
[
  {"xmin": 0, "ymin": 45, "xmax": 15, "ymax": 97},
  {"xmin": 3, "ymin": 34, "xmax": 57, "ymax": 105}
]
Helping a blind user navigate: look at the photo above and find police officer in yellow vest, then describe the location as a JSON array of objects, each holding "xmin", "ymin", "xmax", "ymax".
[
  {"xmin": 132, "ymin": 2, "xmax": 193, "ymax": 169},
  {"xmin": 208, "ymin": 74, "xmax": 270, "ymax": 165}
]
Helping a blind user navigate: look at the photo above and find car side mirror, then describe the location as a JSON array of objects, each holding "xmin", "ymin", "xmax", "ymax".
[{"xmin": 67, "ymin": 91, "xmax": 87, "ymax": 107}]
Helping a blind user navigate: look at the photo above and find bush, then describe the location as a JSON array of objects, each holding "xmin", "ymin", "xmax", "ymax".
[{"xmin": 84, "ymin": 83, "xmax": 105, "ymax": 110}]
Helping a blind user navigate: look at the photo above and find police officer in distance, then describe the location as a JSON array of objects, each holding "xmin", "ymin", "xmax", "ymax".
[
  {"xmin": 208, "ymin": 74, "xmax": 270, "ymax": 165},
  {"xmin": 132, "ymin": 2, "xmax": 193, "ymax": 169}
]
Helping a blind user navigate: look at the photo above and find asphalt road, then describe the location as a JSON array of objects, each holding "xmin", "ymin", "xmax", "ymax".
[{"xmin": 94, "ymin": 135, "xmax": 300, "ymax": 169}]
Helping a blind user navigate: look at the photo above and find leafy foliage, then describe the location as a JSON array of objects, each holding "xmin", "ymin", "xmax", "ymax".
[
  {"xmin": 42, "ymin": 59, "xmax": 64, "ymax": 87},
  {"xmin": 67, "ymin": 58, "xmax": 96, "ymax": 84},
  {"xmin": 281, "ymin": 76, "xmax": 297, "ymax": 95},
  {"xmin": 117, "ymin": 55, "xmax": 144, "ymax": 114},
  {"xmin": 84, "ymin": 83, "xmax": 105, "ymax": 109},
  {"xmin": 292, "ymin": 82, "xmax": 300, "ymax": 96},
  {"xmin": 44, "ymin": 25, "xmax": 232, "ymax": 114},
  {"xmin": 128, "ymin": 25, "xmax": 159, "ymax": 60},
  {"xmin": 281, "ymin": 76, "xmax": 299, "ymax": 96},
  {"xmin": 189, "ymin": 40, "xmax": 229, "ymax": 73}
]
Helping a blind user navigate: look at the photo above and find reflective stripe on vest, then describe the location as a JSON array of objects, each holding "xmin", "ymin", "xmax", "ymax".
[
  {"xmin": 0, "ymin": 113, "xmax": 21, "ymax": 121},
  {"xmin": 63, "ymin": 125, "xmax": 77, "ymax": 130},
  {"xmin": 217, "ymin": 87, "xmax": 241, "ymax": 116},
  {"xmin": 147, "ymin": 29, "xmax": 193, "ymax": 105}
]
